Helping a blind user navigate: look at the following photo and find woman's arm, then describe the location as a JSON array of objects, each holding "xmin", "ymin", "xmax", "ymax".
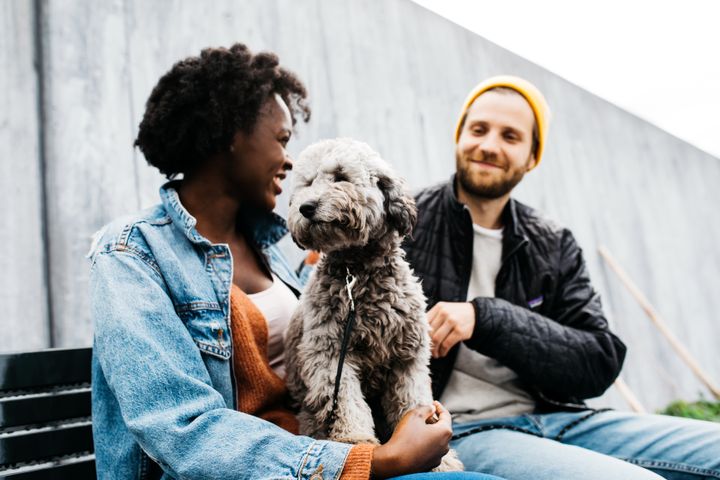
[{"xmin": 91, "ymin": 249, "xmax": 351, "ymax": 479}]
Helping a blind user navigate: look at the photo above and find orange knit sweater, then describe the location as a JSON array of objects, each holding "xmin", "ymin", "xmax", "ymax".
[{"xmin": 229, "ymin": 284, "xmax": 374, "ymax": 479}]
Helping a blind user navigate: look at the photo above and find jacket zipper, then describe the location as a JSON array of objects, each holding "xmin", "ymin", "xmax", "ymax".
[
  {"xmin": 461, "ymin": 205, "xmax": 528, "ymax": 292},
  {"xmin": 502, "ymin": 237, "xmax": 529, "ymax": 264}
]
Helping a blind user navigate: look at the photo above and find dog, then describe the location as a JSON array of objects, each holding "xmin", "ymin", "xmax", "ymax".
[{"xmin": 284, "ymin": 138, "xmax": 462, "ymax": 471}]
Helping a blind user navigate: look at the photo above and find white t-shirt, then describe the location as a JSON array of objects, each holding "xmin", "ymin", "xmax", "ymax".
[
  {"xmin": 247, "ymin": 274, "xmax": 299, "ymax": 378},
  {"xmin": 466, "ymin": 224, "xmax": 504, "ymax": 298},
  {"xmin": 439, "ymin": 223, "xmax": 535, "ymax": 423}
]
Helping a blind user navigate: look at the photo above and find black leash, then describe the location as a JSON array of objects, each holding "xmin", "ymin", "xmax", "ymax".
[{"xmin": 328, "ymin": 268, "xmax": 357, "ymax": 428}]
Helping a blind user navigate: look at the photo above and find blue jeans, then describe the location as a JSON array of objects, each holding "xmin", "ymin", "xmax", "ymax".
[
  {"xmin": 451, "ymin": 410, "xmax": 720, "ymax": 479},
  {"xmin": 394, "ymin": 474, "xmax": 504, "ymax": 480}
]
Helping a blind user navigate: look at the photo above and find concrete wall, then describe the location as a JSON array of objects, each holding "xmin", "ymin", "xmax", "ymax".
[
  {"xmin": 2, "ymin": 0, "xmax": 719, "ymax": 412},
  {"xmin": 1, "ymin": 1, "xmax": 50, "ymax": 350}
]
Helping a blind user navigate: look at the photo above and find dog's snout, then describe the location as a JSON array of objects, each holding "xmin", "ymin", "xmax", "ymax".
[{"xmin": 299, "ymin": 201, "xmax": 318, "ymax": 219}]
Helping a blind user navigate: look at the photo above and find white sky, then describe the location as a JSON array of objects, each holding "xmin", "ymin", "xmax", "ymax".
[{"xmin": 412, "ymin": 0, "xmax": 720, "ymax": 158}]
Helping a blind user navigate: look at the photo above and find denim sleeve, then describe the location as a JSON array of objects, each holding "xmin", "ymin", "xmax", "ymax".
[
  {"xmin": 90, "ymin": 249, "xmax": 352, "ymax": 479},
  {"xmin": 296, "ymin": 259, "xmax": 316, "ymax": 287}
]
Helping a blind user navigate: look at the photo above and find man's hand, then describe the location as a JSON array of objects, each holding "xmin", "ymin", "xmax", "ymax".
[{"xmin": 428, "ymin": 302, "xmax": 475, "ymax": 358}]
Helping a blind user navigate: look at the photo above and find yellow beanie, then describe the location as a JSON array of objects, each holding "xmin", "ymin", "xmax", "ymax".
[{"xmin": 455, "ymin": 75, "xmax": 551, "ymax": 168}]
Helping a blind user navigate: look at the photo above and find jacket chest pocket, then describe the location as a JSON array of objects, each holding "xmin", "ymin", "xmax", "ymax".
[
  {"xmin": 176, "ymin": 302, "xmax": 232, "ymax": 360},
  {"xmin": 525, "ymin": 271, "xmax": 556, "ymax": 314}
]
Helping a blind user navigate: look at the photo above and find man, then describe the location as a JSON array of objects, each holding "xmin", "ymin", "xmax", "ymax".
[{"xmin": 404, "ymin": 75, "xmax": 720, "ymax": 480}]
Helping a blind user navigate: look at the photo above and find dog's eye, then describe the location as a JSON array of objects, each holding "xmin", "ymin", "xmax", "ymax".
[{"xmin": 334, "ymin": 172, "xmax": 349, "ymax": 183}]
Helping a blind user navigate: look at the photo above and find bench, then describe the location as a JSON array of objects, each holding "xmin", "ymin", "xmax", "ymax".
[{"xmin": 0, "ymin": 348, "xmax": 96, "ymax": 479}]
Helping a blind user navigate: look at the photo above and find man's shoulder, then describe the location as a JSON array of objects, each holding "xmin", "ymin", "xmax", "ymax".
[
  {"xmin": 513, "ymin": 199, "xmax": 570, "ymax": 241},
  {"xmin": 404, "ymin": 179, "xmax": 452, "ymax": 255},
  {"xmin": 413, "ymin": 179, "xmax": 449, "ymax": 207},
  {"xmin": 415, "ymin": 180, "xmax": 448, "ymax": 218}
]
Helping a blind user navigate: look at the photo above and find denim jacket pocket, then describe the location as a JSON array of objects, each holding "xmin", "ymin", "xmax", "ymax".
[{"xmin": 176, "ymin": 302, "xmax": 232, "ymax": 360}]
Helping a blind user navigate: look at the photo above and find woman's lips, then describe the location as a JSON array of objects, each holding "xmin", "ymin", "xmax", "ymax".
[{"xmin": 272, "ymin": 173, "xmax": 285, "ymax": 194}]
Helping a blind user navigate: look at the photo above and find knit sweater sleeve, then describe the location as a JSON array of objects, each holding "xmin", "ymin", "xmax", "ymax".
[{"xmin": 339, "ymin": 444, "xmax": 375, "ymax": 480}]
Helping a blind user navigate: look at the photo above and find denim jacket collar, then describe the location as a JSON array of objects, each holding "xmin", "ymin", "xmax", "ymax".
[{"xmin": 160, "ymin": 181, "xmax": 289, "ymax": 249}]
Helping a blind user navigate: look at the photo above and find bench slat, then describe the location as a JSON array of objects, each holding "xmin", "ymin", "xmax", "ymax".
[
  {"xmin": 0, "ymin": 457, "xmax": 96, "ymax": 479},
  {"xmin": 0, "ymin": 390, "xmax": 91, "ymax": 428},
  {"xmin": 0, "ymin": 349, "xmax": 91, "ymax": 392},
  {"xmin": 0, "ymin": 423, "xmax": 93, "ymax": 466}
]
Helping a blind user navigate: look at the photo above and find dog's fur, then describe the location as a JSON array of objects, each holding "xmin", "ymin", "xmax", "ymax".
[{"xmin": 284, "ymin": 138, "xmax": 462, "ymax": 471}]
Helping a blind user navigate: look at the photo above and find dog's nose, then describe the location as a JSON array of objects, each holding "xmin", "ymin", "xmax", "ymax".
[{"xmin": 299, "ymin": 201, "xmax": 318, "ymax": 219}]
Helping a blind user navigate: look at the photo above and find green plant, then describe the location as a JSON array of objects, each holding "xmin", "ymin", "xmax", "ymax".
[{"xmin": 660, "ymin": 400, "xmax": 720, "ymax": 422}]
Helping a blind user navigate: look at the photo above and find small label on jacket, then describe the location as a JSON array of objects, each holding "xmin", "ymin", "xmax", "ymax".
[{"xmin": 528, "ymin": 295, "xmax": 544, "ymax": 309}]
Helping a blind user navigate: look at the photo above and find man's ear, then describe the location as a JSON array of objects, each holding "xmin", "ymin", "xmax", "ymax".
[
  {"xmin": 527, "ymin": 153, "xmax": 538, "ymax": 171},
  {"xmin": 377, "ymin": 172, "xmax": 417, "ymax": 237}
]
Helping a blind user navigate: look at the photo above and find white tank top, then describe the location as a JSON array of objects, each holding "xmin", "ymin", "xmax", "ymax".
[{"xmin": 246, "ymin": 274, "xmax": 299, "ymax": 378}]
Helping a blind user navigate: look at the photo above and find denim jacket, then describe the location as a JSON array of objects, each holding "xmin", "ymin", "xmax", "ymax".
[{"xmin": 88, "ymin": 182, "xmax": 350, "ymax": 479}]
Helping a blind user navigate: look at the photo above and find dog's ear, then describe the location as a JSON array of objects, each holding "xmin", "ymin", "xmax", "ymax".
[{"xmin": 377, "ymin": 171, "xmax": 417, "ymax": 237}]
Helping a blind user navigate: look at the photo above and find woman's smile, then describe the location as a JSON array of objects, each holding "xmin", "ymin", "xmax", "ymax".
[{"xmin": 273, "ymin": 172, "xmax": 285, "ymax": 195}]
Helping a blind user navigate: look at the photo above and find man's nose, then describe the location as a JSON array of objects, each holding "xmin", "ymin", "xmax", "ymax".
[{"xmin": 478, "ymin": 132, "xmax": 501, "ymax": 154}]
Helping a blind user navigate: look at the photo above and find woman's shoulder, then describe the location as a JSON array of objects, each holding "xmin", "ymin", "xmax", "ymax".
[{"xmin": 86, "ymin": 203, "xmax": 173, "ymax": 261}]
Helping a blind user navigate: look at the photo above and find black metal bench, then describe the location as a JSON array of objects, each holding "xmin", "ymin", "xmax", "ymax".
[{"xmin": 0, "ymin": 348, "xmax": 95, "ymax": 479}]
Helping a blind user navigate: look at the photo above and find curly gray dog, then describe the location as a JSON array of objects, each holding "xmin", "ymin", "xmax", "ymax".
[{"xmin": 285, "ymin": 138, "xmax": 462, "ymax": 471}]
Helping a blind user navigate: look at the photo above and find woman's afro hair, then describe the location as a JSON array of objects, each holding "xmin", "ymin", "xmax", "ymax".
[{"xmin": 134, "ymin": 43, "xmax": 310, "ymax": 178}]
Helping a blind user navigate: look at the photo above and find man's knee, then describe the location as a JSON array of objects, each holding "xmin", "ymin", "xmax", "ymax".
[{"xmin": 452, "ymin": 429, "xmax": 663, "ymax": 480}]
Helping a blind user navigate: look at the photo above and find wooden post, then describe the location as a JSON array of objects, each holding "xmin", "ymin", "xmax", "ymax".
[
  {"xmin": 614, "ymin": 378, "xmax": 646, "ymax": 413},
  {"xmin": 598, "ymin": 246, "xmax": 720, "ymax": 400}
]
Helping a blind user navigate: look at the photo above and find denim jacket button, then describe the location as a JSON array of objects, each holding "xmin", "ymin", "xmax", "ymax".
[{"xmin": 309, "ymin": 464, "xmax": 324, "ymax": 480}]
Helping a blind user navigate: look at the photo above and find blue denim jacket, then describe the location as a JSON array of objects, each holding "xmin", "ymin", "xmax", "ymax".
[{"xmin": 88, "ymin": 182, "xmax": 350, "ymax": 479}]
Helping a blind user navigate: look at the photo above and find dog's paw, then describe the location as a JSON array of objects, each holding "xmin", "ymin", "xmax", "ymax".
[{"xmin": 432, "ymin": 449, "xmax": 464, "ymax": 472}]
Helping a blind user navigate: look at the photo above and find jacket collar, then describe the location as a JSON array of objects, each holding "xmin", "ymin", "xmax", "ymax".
[
  {"xmin": 159, "ymin": 181, "xmax": 289, "ymax": 249},
  {"xmin": 443, "ymin": 174, "xmax": 528, "ymax": 257}
]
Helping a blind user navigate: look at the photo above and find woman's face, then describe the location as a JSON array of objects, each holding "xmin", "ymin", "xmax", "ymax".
[{"xmin": 229, "ymin": 94, "xmax": 294, "ymax": 211}]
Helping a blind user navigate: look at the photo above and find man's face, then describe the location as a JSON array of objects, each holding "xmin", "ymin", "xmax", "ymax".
[{"xmin": 456, "ymin": 90, "xmax": 537, "ymax": 199}]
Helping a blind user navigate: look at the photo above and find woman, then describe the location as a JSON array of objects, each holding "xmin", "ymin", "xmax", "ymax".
[{"xmin": 89, "ymin": 43, "xmax": 502, "ymax": 479}]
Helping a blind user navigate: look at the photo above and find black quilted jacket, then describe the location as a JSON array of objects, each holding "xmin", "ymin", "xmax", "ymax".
[{"xmin": 403, "ymin": 176, "xmax": 627, "ymax": 411}]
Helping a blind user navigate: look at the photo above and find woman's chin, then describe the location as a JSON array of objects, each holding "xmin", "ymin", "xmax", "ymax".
[{"xmin": 253, "ymin": 191, "xmax": 276, "ymax": 212}]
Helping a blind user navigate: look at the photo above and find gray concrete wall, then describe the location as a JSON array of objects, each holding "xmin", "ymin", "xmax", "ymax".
[
  {"xmin": 2, "ymin": 0, "xmax": 719, "ymax": 412},
  {"xmin": 1, "ymin": 0, "xmax": 50, "ymax": 350}
]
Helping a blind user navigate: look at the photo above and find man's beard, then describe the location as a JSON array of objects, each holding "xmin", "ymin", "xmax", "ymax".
[{"xmin": 456, "ymin": 152, "xmax": 527, "ymax": 199}]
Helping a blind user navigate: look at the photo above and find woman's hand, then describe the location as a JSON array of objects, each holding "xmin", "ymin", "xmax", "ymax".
[{"xmin": 370, "ymin": 401, "xmax": 453, "ymax": 478}]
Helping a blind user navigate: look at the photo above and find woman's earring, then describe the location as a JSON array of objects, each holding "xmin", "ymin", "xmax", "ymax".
[{"xmin": 230, "ymin": 145, "xmax": 235, "ymax": 153}]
